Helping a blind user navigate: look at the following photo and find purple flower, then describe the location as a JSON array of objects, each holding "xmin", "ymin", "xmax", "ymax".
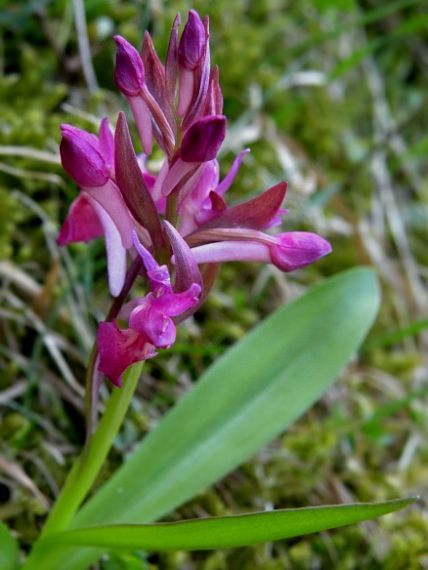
[
  {"xmin": 98, "ymin": 236, "xmax": 201, "ymax": 385},
  {"xmin": 58, "ymin": 10, "xmax": 332, "ymax": 386}
]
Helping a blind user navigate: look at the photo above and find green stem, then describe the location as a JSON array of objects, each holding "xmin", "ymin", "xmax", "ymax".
[{"xmin": 35, "ymin": 362, "xmax": 143, "ymax": 540}]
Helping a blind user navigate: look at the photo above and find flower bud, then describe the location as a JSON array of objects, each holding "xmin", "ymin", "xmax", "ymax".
[
  {"xmin": 60, "ymin": 125, "xmax": 109, "ymax": 187},
  {"xmin": 178, "ymin": 10, "xmax": 207, "ymax": 70},
  {"xmin": 180, "ymin": 115, "xmax": 226, "ymax": 163},
  {"xmin": 114, "ymin": 35, "xmax": 145, "ymax": 97},
  {"xmin": 269, "ymin": 232, "xmax": 332, "ymax": 271}
]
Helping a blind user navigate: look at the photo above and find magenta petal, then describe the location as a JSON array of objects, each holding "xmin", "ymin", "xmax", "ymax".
[
  {"xmin": 57, "ymin": 194, "xmax": 103, "ymax": 246},
  {"xmin": 98, "ymin": 322, "xmax": 155, "ymax": 386},
  {"xmin": 270, "ymin": 232, "xmax": 332, "ymax": 271},
  {"xmin": 114, "ymin": 35, "xmax": 145, "ymax": 97},
  {"xmin": 132, "ymin": 231, "xmax": 172, "ymax": 294},
  {"xmin": 129, "ymin": 303, "xmax": 176, "ymax": 348},
  {"xmin": 180, "ymin": 115, "xmax": 226, "ymax": 163},
  {"xmin": 60, "ymin": 125, "xmax": 109, "ymax": 188},
  {"xmin": 178, "ymin": 10, "xmax": 207, "ymax": 70},
  {"xmin": 153, "ymin": 283, "xmax": 201, "ymax": 316}
]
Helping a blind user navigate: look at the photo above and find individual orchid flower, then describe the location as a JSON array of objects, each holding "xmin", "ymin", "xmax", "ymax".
[{"xmin": 98, "ymin": 233, "xmax": 201, "ymax": 385}]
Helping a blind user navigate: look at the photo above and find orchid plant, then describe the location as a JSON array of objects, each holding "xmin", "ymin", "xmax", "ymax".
[{"xmin": 1, "ymin": 10, "xmax": 414, "ymax": 570}]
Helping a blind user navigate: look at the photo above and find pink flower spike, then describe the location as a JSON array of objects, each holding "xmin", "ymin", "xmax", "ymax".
[
  {"xmin": 57, "ymin": 194, "xmax": 103, "ymax": 246},
  {"xmin": 60, "ymin": 125, "xmax": 109, "ymax": 188},
  {"xmin": 178, "ymin": 10, "xmax": 207, "ymax": 70},
  {"xmin": 98, "ymin": 322, "xmax": 155, "ymax": 386},
  {"xmin": 114, "ymin": 35, "xmax": 145, "ymax": 97},
  {"xmin": 180, "ymin": 115, "xmax": 226, "ymax": 163}
]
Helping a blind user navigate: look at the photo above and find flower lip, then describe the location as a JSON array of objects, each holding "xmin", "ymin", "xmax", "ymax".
[
  {"xmin": 180, "ymin": 115, "xmax": 226, "ymax": 163},
  {"xmin": 114, "ymin": 35, "xmax": 145, "ymax": 97},
  {"xmin": 178, "ymin": 10, "xmax": 207, "ymax": 70},
  {"xmin": 60, "ymin": 124, "xmax": 110, "ymax": 187}
]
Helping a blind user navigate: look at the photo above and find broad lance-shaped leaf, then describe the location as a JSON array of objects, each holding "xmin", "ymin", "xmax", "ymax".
[
  {"xmin": 0, "ymin": 522, "xmax": 19, "ymax": 570},
  {"xmin": 114, "ymin": 112, "xmax": 164, "ymax": 250},
  {"xmin": 39, "ymin": 268, "xmax": 381, "ymax": 570},
  {"xmin": 31, "ymin": 499, "xmax": 415, "ymax": 563}
]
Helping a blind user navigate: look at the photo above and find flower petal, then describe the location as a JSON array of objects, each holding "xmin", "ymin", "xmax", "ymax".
[
  {"xmin": 114, "ymin": 35, "xmax": 145, "ymax": 97},
  {"xmin": 153, "ymin": 283, "xmax": 201, "ymax": 316},
  {"xmin": 57, "ymin": 194, "xmax": 103, "ymax": 246},
  {"xmin": 129, "ymin": 303, "xmax": 176, "ymax": 348},
  {"xmin": 98, "ymin": 322, "xmax": 155, "ymax": 386},
  {"xmin": 90, "ymin": 200, "xmax": 128, "ymax": 297},
  {"xmin": 60, "ymin": 125, "xmax": 109, "ymax": 188},
  {"xmin": 180, "ymin": 115, "xmax": 226, "ymax": 163}
]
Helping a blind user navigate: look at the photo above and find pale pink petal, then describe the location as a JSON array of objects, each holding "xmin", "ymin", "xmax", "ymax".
[
  {"xmin": 90, "ymin": 200, "xmax": 127, "ymax": 297},
  {"xmin": 87, "ymin": 180, "xmax": 134, "ymax": 249},
  {"xmin": 190, "ymin": 240, "xmax": 271, "ymax": 265}
]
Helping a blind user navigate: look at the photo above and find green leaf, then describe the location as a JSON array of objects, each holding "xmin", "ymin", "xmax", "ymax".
[
  {"xmin": 36, "ymin": 499, "xmax": 415, "ymax": 557},
  {"xmin": 0, "ymin": 522, "xmax": 19, "ymax": 570},
  {"xmin": 35, "ymin": 267, "xmax": 381, "ymax": 570}
]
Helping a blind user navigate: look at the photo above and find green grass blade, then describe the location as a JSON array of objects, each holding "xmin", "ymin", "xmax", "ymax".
[
  {"xmin": 0, "ymin": 522, "xmax": 19, "ymax": 570},
  {"xmin": 36, "ymin": 499, "xmax": 415, "ymax": 557}
]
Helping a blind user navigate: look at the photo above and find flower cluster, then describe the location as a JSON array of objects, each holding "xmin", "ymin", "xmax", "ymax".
[{"xmin": 58, "ymin": 10, "xmax": 332, "ymax": 386}]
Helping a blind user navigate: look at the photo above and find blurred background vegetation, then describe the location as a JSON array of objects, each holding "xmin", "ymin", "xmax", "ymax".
[{"xmin": 0, "ymin": 0, "xmax": 427, "ymax": 568}]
